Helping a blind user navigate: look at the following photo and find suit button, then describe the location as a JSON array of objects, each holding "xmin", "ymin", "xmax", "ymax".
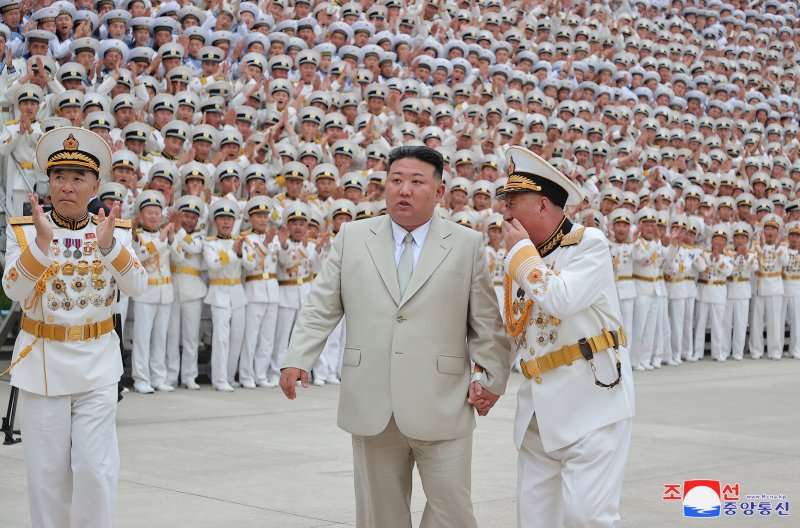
[{"xmin": 396, "ymin": 315, "xmax": 406, "ymax": 323}]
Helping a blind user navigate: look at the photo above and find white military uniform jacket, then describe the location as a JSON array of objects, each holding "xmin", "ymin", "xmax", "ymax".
[
  {"xmin": 608, "ymin": 240, "xmax": 635, "ymax": 300},
  {"xmin": 504, "ymin": 222, "xmax": 635, "ymax": 452},
  {"xmin": 696, "ymin": 251, "xmax": 733, "ymax": 304},
  {"xmin": 202, "ymin": 235, "xmax": 251, "ymax": 310},
  {"xmin": 133, "ymin": 229, "xmax": 175, "ymax": 304},
  {"xmin": 241, "ymin": 230, "xmax": 280, "ymax": 303},
  {"xmin": 753, "ymin": 242, "xmax": 790, "ymax": 296},
  {"xmin": 485, "ymin": 244, "xmax": 506, "ymax": 287},
  {"xmin": 0, "ymin": 120, "xmax": 44, "ymax": 213},
  {"xmin": 782, "ymin": 248, "xmax": 800, "ymax": 296},
  {"xmin": 664, "ymin": 244, "xmax": 706, "ymax": 300},
  {"xmin": 171, "ymin": 227, "xmax": 208, "ymax": 302},
  {"xmin": 3, "ymin": 212, "xmax": 147, "ymax": 396},
  {"xmin": 727, "ymin": 250, "xmax": 758, "ymax": 300},
  {"xmin": 632, "ymin": 237, "xmax": 667, "ymax": 296},
  {"xmin": 277, "ymin": 239, "xmax": 319, "ymax": 309}
]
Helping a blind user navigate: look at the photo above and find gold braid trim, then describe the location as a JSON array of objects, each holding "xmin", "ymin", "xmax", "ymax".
[{"xmin": 504, "ymin": 274, "xmax": 532, "ymax": 337}]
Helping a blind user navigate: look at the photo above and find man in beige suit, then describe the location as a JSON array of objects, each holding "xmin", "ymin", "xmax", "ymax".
[{"xmin": 281, "ymin": 146, "xmax": 511, "ymax": 528}]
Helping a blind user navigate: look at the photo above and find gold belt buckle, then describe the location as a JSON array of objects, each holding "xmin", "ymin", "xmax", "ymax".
[
  {"xmin": 68, "ymin": 326, "xmax": 83, "ymax": 341},
  {"xmin": 297, "ymin": 277, "xmax": 304, "ymax": 285},
  {"xmin": 521, "ymin": 359, "xmax": 542, "ymax": 384}
]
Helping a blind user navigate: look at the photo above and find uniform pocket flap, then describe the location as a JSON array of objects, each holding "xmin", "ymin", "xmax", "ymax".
[
  {"xmin": 437, "ymin": 354, "xmax": 467, "ymax": 375},
  {"xmin": 343, "ymin": 347, "xmax": 361, "ymax": 367}
]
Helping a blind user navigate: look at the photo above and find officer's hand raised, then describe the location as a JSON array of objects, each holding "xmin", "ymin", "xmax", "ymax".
[
  {"xmin": 30, "ymin": 193, "xmax": 53, "ymax": 254},
  {"xmin": 502, "ymin": 218, "xmax": 530, "ymax": 251},
  {"xmin": 96, "ymin": 202, "xmax": 121, "ymax": 250}
]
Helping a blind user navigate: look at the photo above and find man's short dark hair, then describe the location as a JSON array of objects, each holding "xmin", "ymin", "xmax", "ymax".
[{"xmin": 387, "ymin": 146, "xmax": 444, "ymax": 181}]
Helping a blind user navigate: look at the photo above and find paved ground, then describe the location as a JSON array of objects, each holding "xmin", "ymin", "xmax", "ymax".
[{"xmin": 1, "ymin": 358, "xmax": 799, "ymax": 527}]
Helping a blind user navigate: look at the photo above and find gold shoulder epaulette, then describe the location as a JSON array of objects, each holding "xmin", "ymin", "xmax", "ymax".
[
  {"xmin": 4, "ymin": 119, "xmax": 19, "ymax": 125},
  {"xmin": 240, "ymin": 229, "xmax": 251, "ymax": 235},
  {"xmin": 8, "ymin": 216, "xmax": 33, "ymax": 225},
  {"xmin": 135, "ymin": 227, "xmax": 143, "ymax": 233},
  {"xmin": 205, "ymin": 235, "xmax": 217, "ymax": 241},
  {"xmin": 561, "ymin": 227, "xmax": 585, "ymax": 247},
  {"xmin": 115, "ymin": 218, "xmax": 132, "ymax": 229}
]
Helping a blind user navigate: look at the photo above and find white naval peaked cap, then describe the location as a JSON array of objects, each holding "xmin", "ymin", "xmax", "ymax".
[
  {"xmin": 609, "ymin": 208, "xmax": 633, "ymax": 225},
  {"xmin": 244, "ymin": 196, "xmax": 273, "ymax": 218},
  {"xmin": 501, "ymin": 145, "xmax": 584, "ymax": 207},
  {"xmin": 36, "ymin": 126, "xmax": 112, "ymax": 179},
  {"xmin": 211, "ymin": 198, "xmax": 239, "ymax": 219},
  {"xmin": 134, "ymin": 190, "xmax": 166, "ymax": 212}
]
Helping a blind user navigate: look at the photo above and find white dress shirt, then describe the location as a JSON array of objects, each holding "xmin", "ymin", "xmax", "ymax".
[{"xmin": 391, "ymin": 218, "xmax": 432, "ymax": 269}]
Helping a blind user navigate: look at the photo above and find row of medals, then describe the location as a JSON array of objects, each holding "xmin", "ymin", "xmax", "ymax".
[{"xmin": 48, "ymin": 238, "xmax": 115, "ymax": 310}]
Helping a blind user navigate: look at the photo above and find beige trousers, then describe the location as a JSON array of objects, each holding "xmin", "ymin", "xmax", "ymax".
[{"xmin": 352, "ymin": 416, "xmax": 478, "ymax": 528}]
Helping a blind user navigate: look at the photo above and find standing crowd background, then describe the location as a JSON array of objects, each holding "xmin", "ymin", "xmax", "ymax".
[{"xmin": 1, "ymin": 0, "xmax": 800, "ymax": 392}]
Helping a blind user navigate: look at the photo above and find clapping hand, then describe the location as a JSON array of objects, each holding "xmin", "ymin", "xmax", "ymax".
[
  {"xmin": 96, "ymin": 202, "xmax": 121, "ymax": 251},
  {"xmin": 30, "ymin": 193, "xmax": 53, "ymax": 254}
]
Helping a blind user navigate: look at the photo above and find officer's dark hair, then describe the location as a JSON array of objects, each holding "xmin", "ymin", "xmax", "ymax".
[{"xmin": 387, "ymin": 146, "xmax": 444, "ymax": 182}]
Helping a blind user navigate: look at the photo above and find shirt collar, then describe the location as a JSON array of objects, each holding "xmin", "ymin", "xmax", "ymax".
[{"xmin": 391, "ymin": 217, "xmax": 432, "ymax": 248}]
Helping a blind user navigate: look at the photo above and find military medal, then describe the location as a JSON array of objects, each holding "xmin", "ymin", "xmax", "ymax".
[
  {"xmin": 73, "ymin": 239, "xmax": 82, "ymax": 259},
  {"xmin": 76, "ymin": 261, "xmax": 90, "ymax": 275},
  {"xmin": 63, "ymin": 238, "xmax": 73, "ymax": 258},
  {"xmin": 51, "ymin": 239, "xmax": 60, "ymax": 256},
  {"xmin": 48, "ymin": 295, "xmax": 60, "ymax": 310},
  {"xmin": 76, "ymin": 296, "xmax": 89, "ymax": 309},
  {"xmin": 62, "ymin": 262, "xmax": 75, "ymax": 275},
  {"xmin": 52, "ymin": 278, "xmax": 66, "ymax": 294},
  {"xmin": 71, "ymin": 277, "xmax": 86, "ymax": 292},
  {"xmin": 93, "ymin": 277, "xmax": 106, "ymax": 289},
  {"xmin": 61, "ymin": 298, "xmax": 74, "ymax": 311}
]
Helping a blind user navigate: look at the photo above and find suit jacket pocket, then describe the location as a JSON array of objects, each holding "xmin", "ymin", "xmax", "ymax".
[
  {"xmin": 437, "ymin": 354, "xmax": 467, "ymax": 375},
  {"xmin": 343, "ymin": 347, "xmax": 361, "ymax": 367}
]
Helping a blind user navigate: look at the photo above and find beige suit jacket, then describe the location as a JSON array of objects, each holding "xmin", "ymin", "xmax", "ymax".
[{"xmin": 283, "ymin": 214, "xmax": 511, "ymax": 441}]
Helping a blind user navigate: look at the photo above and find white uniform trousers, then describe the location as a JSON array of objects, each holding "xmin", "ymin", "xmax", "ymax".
[
  {"xmin": 352, "ymin": 416, "xmax": 477, "ymax": 528},
  {"xmin": 131, "ymin": 302, "xmax": 172, "ymax": 388},
  {"xmin": 618, "ymin": 299, "xmax": 634, "ymax": 351},
  {"xmin": 694, "ymin": 302, "xmax": 726, "ymax": 360},
  {"xmin": 518, "ymin": 416, "xmax": 632, "ymax": 528},
  {"xmin": 680, "ymin": 298, "xmax": 695, "ymax": 361},
  {"xmin": 653, "ymin": 297, "xmax": 669, "ymax": 367},
  {"xmin": 164, "ymin": 299, "xmax": 182, "ymax": 386},
  {"xmin": 240, "ymin": 302, "xmax": 279, "ymax": 384},
  {"xmin": 271, "ymin": 306, "xmax": 299, "ymax": 383},
  {"xmin": 668, "ymin": 299, "xmax": 685, "ymax": 363},
  {"xmin": 749, "ymin": 295, "xmax": 783, "ymax": 359},
  {"xmin": 631, "ymin": 295, "xmax": 658, "ymax": 368},
  {"xmin": 722, "ymin": 299, "xmax": 749, "ymax": 360},
  {"xmin": 165, "ymin": 299, "xmax": 203, "ymax": 385},
  {"xmin": 784, "ymin": 296, "xmax": 800, "ymax": 359},
  {"xmin": 209, "ymin": 305, "xmax": 246, "ymax": 386},
  {"xmin": 19, "ymin": 384, "xmax": 119, "ymax": 528},
  {"xmin": 314, "ymin": 318, "xmax": 345, "ymax": 382}
]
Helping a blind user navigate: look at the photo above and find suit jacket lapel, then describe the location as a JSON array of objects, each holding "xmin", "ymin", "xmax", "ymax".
[
  {"xmin": 400, "ymin": 215, "xmax": 453, "ymax": 308},
  {"xmin": 365, "ymin": 216, "xmax": 401, "ymax": 305}
]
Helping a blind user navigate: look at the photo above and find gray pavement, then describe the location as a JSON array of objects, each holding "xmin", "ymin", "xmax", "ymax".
[{"xmin": 1, "ymin": 358, "xmax": 799, "ymax": 527}]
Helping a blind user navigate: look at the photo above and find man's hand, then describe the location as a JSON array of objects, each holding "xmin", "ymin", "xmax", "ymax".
[
  {"xmin": 96, "ymin": 202, "xmax": 121, "ymax": 250},
  {"xmin": 467, "ymin": 381, "xmax": 499, "ymax": 416},
  {"xmin": 30, "ymin": 193, "xmax": 53, "ymax": 254},
  {"xmin": 280, "ymin": 367, "xmax": 309, "ymax": 399},
  {"xmin": 502, "ymin": 218, "xmax": 530, "ymax": 250}
]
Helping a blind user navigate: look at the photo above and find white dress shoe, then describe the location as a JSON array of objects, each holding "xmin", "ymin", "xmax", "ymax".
[
  {"xmin": 154, "ymin": 384, "xmax": 175, "ymax": 392},
  {"xmin": 229, "ymin": 381, "xmax": 242, "ymax": 388},
  {"xmin": 326, "ymin": 376, "xmax": 341, "ymax": 385},
  {"xmin": 242, "ymin": 380, "xmax": 257, "ymax": 389},
  {"xmin": 257, "ymin": 380, "xmax": 276, "ymax": 388},
  {"xmin": 313, "ymin": 378, "xmax": 325, "ymax": 386},
  {"xmin": 214, "ymin": 383, "xmax": 234, "ymax": 392},
  {"xmin": 133, "ymin": 383, "xmax": 155, "ymax": 394},
  {"xmin": 183, "ymin": 382, "xmax": 201, "ymax": 390}
]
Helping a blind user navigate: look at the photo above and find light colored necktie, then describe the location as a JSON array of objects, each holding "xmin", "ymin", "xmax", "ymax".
[{"xmin": 397, "ymin": 232, "xmax": 414, "ymax": 297}]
